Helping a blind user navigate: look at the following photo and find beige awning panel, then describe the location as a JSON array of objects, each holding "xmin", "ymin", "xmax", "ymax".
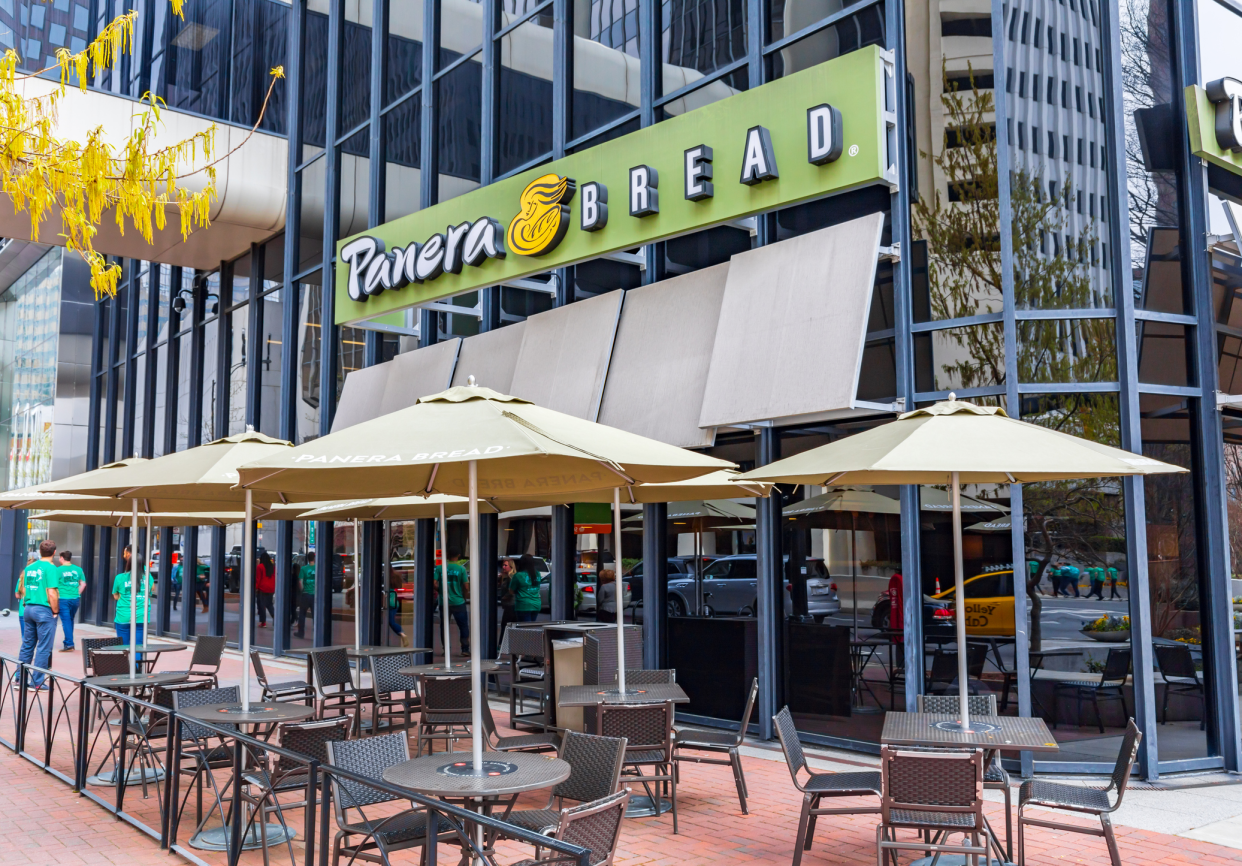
[
  {"xmin": 698, "ymin": 213, "xmax": 885, "ymax": 428},
  {"xmin": 508, "ymin": 289, "xmax": 624, "ymax": 421},
  {"xmin": 331, "ymin": 362, "xmax": 393, "ymax": 433},
  {"xmin": 597, "ymin": 263, "xmax": 729, "ymax": 448},
  {"xmin": 377, "ymin": 337, "xmax": 462, "ymax": 415},
  {"xmin": 452, "ymin": 320, "xmax": 527, "ymax": 392}
]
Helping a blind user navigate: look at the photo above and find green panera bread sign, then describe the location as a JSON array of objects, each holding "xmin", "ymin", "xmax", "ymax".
[
  {"xmin": 334, "ymin": 45, "xmax": 896, "ymax": 327},
  {"xmin": 1186, "ymin": 79, "xmax": 1242, "ymax": 176}
]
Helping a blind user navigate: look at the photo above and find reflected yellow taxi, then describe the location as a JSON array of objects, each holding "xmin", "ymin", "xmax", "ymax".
[{"xmin": 926, "ymin": 570, "xmax": 1016, "ymax": 636}]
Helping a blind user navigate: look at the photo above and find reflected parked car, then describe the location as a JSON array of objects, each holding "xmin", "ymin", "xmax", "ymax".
[{"xmin": 666, "ymin": 555, "xmax": 840, "ymax": 618}]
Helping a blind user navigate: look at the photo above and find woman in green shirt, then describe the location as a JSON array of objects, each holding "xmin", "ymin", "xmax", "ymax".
[
  {"xmin": 113, "ymin": 548, "xmax": 155, "ymax": 659},
  {"xmin": 511, "ymin": 555, "xmax": 543, "ymax": 623}
]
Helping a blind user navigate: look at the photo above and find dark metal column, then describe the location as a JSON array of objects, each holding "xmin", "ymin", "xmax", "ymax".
[
  {"xmin": 209, "ymin": 527, "xmax": 226, "ymax": 637},
  {"xmin": 642, "ymin": 503, "xmax": 667, "ymax": 669},
  {"xmin": 157, "ymin": 525, "xmax": 173, "ymax": 635},
  {"xmin": 141, "ymin": 264, "xmax": 160, "ymax": 458},
  {"xmin": 477, "ymin": 512, "xmax": 499, "ymax": 658},
  {"xmin": 550, "ymin": 505, "xmax": 575, "ymax": 621},
  {"xmin": 418, "ymin": 0, "xmax": 441, "ymax": 349},
  {"xmin": 274, "ymin": 520, "xmax": 293, "ymax": 655},
  {"xmin": 361, "ymin": 520, "xmax": 384, "ymax": 645},
  {"xmin": 412, "ymin": 519, "xmax": 436, "ymax": 653},
  {"xmin": 245, "ymin": 242, "xmax": 264, "ymax": 429},
  {"xmin": 313, "ymin": 521, "xmax": 333, "ymax": 646},
  {"xmin": 84, "ymin": 291, "xmax": 104, "ymax": 623},
  {"xmin": 755, "ymin": 428, "xmax": 782, "ymax": 739},
  {"xmin": 319, "ymin": 0, "xmax": 345, "ymax": 441},
  {"xmin": 120, "ymin": 264, "xmax": 139, "ymax": 459},
  {"xmin": 638, "ymin": 0, "xmax": 663, "ymax": 285}
]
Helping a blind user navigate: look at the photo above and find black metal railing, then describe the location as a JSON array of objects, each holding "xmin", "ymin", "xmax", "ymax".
[{"xmin": 0, "ymin": 654, "xmax": 590, "ymax": 866}]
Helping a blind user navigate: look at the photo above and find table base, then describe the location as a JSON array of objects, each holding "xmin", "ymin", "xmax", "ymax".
[
  {"xmin": 852, "ymin": 705, "xmax": 884, "ymax": 715},
  {"xmin": 86, "ymin": 766, "xmax": 165, "ymax": 786},
  {"xmin": 189, "ymin": 823, "xmax": 296, "ymax": 851},
  {"xmin": 625, "ymin": 795, "xmax": 672, "ymax": 818},
  {"xmin": 930, "ymin": 720, "xmax": 1002, "ymax": 735},
  {"xmin": 908, "ymin": 855, "xmax": 1012, "ymax": 866}
]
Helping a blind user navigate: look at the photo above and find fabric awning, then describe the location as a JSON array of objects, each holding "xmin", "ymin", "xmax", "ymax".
[
  {"xmin": 508, "ymin": 289, "xmax": 623, "ymax": 421},
  {"xmin": 377, "ymin": 337, "xmax": 461, "ymax": 415},
  {"xmin": 452, "ymin": 320, "xmax": 526, "ymax": 392},
  {"xmin": 597, "ymin": 263, "xmax": 729, "ymax": 448},
  {"xmin": 331, "ymin": 362, "xmax": 391, "ymax": 433},
  {"xmin": 698, "ymin": 213, "xmax": 885, "ymax": 428}
]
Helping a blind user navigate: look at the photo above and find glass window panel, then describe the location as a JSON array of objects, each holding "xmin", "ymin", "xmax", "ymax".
[
  {"xmin": 341, "ymin": 128, "xmax": 371, "ymax": 239},
  {"xmin": 384, "ymin": 101, "xmax": 423, "ymax": 222},
  {"xmin": 258, "ymin": 289, "xmax": 284, "ymax": 436},
  {"xmin": 155, "ymin": 265, "xmax": 171, "ymax": 345},
  {"xmin": 161, "ymin": 0, "xmax": 230, "ymax": 116},
  {"xmin": 437, "ymin": 55, "xmax": 482, "ymax": 199},
  {"xmin": 229, "ymin": 0, "xmax": 289, "ymax": 133},
  {"xmin": 290, "ymin": 520, "xmax": 315, "ymax": 650},
  {"xmin": 337, "ymin": 325, "xmax": 366, "ymax": 402},
  {"xmin": 152, "ymin": 345, "xmax": 167, "ymax": 457},
  {"xmin": 131, "ymin": 353, "xmax": 146, "ymax": 455},
  {"xmin": 499, "ymin": 14, "xmax": 554, "ymax": 176},
  {"xmin": 254, "ymin": 519, "xmax": 279, "ymax": 649},
  {"xmin": 135, "ymin": 267, "xmax": 150, "ymax": 349},
  {"xmin": 302, "ymin": 7, "xmax": 330, "ymax": 157},
  {"xmin": 1136, "ymin": 320, "xmax": 1193, "ymax": 387},
  {"xmin": 662, "ymin": 0, "xmax": 749, "ymax": 116},
  {"xmin": 574, "ymin": 0, "xmax": 640, "ymax": 141},
  {"xmin": 262, "ymin": 234, "xmax": 286, "ymax": 289},
  {"xmin": 296, "ymin": 277, "xmax": 323, "ymax": 443},
  {"xmin": 386, "ymin": 0, "xmax": 424, "ymax": 105},
  {"xmin": 913, "ymin": 323, "xmax": 1007, "ymax": 393},
  {"xmin": 1018, "ymin": 318, "xmax": 1117, "ymax": 383},
  {"xmin": 223, "ymin": 522, "xmax": 243, "ymax": 646},
  {"xmin": 228, "ymin": 307, "xmax": 248, "ymax": 435},
  {"xmin": 857, "ymin": 338, "xmax": 897, "ymax": 400},
  {"xmin": 332, "ymin": 521, "xmax": 359, "ymax": 646},
  {"xmin": 297, "ymin": 155, "xmax": 327, "ymax": 273},
  {"xmin": 228, "ymin": 254, "xmax": 252, "ymax": 307},
  {"xmin": 342, "ymin": 9, "xmax": 372, "ymax": 136},
  {"xmin": 176, "ymin": 333, "xmax": 192, "ymax": 452},
  {"xmin": 116, "ymin": 280, "xmax": 129, "ymax": 361},
  {"xmin": 769, "ymin": 3, "xmax": 886, "ymax": 78},
  {"xmin": 201, "ymin": 315, "xmax": 219, "ymax": 443}
]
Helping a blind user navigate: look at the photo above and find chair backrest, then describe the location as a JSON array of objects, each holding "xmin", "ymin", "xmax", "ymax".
[
  {"xmin": 928, "ymin": 644, "xmax": 987, "ymax": 683},
  {"xmin": 597, "ymin": 703, "xmax": 671, "ymax": 755},
  {"xmin": 1107, "ymin": 719, "xmax": 1143, "ymax": 803},
  {"xmin": 173, "ymin": 685, "xmax": 241, "ymax": 741},
  {"xmin": 502, "ymin": 625, "xmax": 546, "ymax": 660},
  {"xmin": 190, "ymin": 635, "xmax": 227, "ymax": 671},
  {"xmin": 553, "ymin": 789, "xmax": 630, "ymax": 866},
  {"xmin": 880, "ymin": 746, "xmax": 984, "ymax": 828},
  {"xmin": 554, "ymin": 730, "xmax": 628, "ymax": 804},
  {"xmin": 611, "ymin": 669, "xmax": 675, "ymax": 686},
  {"xmin": 278, "ymin": 715, "xmax": 352, "ymax": 772},
  {"xmin": 250, "ymin": 649, "xmax": 271, "ymax": 687},
  {"xmin": 917, "ymin": 693, "xmax": 998, "ymax": 716},
  {"xmin": 421, "ymin": 675, "xmax": 471, "ymax": 714},
  {"xmin": 82, "ymin": 637, "xmax": 119, "ymax": 675},
  {"xmin": 772, "ymin": 706, "xmax": 807, "ymax": 781},
  {"xmin": 147, "ymin": 680, "xmax": 212, "ymax": 736},
  {"xmin": 90, "ymin": 650, "xmax": 132, "ymax": 677},
  {"xmin": 1154, "ymin": 644, "xmax": 1197, "ymax": 681},
  {"xmin": 1101, "ymin": 648, "xmax": 1132, "ymax": 686},
  {"xmin": 372, "ymin": 652, "xmax": 419, "ymax": 696},
  {"xmin": 733, "ymin": 678, "xmax": 759, "ymax": 747},
  {"xmin": 325, "ymin": 731, "xmax": 410, "ymax": 815},
  {"xmin": 312, "ymin": 648, "xmax": 354, "ymax": 692}
]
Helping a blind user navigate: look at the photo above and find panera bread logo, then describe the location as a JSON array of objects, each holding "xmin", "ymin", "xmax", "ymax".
[
  {"xmin": 292, "ymin": 446, "xmax": 506, "ymax": 464},
  {"xmin": 507, "ymin": 174, "xmax": 576, "ymax": 256}
]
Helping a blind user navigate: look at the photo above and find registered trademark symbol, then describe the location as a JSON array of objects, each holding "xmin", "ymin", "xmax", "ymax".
[{"xmin": 848, "ymin": 144, "xmax": 859, "ymax": 157}]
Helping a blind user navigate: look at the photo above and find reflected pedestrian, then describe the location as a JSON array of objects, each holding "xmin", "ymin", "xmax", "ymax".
[
  {"xmin": 296, "ymin": 551, "xmax": 316, "ymax": 639},
  {"xmin": 597, "ymin": 568, "xmax": 620, "ymax": 622},
  {"xmin": 498, "ymin": 557, "xmax": 517, "ymax": 638},
  {"xmin": 56, "ymin": 551, "xmax": 85, "ymax": 652},
  {"xmin": 1086, "ymin": 565, "xmax": 1105, "ymax": 600},
  {"xmin": 113, "ymin": 546, "xmax": 154, "ymax": 663},
  {"xmin": 434, "ymin": 548, "xmax": 470, "ymax": 655},
  {"xmin": 1108, "ymin": 565, "xmax": 1121, "ymax": 600},
  {"xmin": 511, "ymin": 555, "xmax": 542, "ymax": 624},
  {"xmin": 17, "ymin": 540, "xmax": 61, "ymax": 690},
  {"xmin": 255, "ymin": 549, "xmax": 275, "ymax": 627}
]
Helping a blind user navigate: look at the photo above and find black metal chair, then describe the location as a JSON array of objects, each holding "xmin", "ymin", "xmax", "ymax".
[
  {"xmin": 502, "ymin": 625, "xmax": 549, "ymax": 731},
  {"xmin": 505, "ymin": 730, "xmax": 628, "ymax": 836},
  {"xmin": 325, "ymin": 732, "xmax": 443, "ymax": 866},
  {"xmin": 674, "ymin": 677, "xmax": 756, "ymax": 814},
  {"xmin": 773, "ymin": 707, "xmax": 880, "ymax": 866},
  {"xmin": 1017, "ymin": 719, "xmax": 1142, "ymax": 866},
  {"xmin": 164, "ymin": 635, "xmax": 227, "ymax": 687},
  {"xmin": 89, "ymin": 650, "xmax": 132, "ymax": 677},
  {"xmin": 509, "ymin": 789, "xmax": 631, "ymax": 866},
  {"xmin": 612, "ymin": 669, "xmax": 676, "ymax": 685},
  {"xmin": 1154, "ymin": 644, "xmax": 1205, "ymax": 730},
  {"xmin": 251, "ymin": 649, "xmax": 314, "ymax": 706},
  {"xmin": 416, "ymin": 675, "xmax": 472, "ymax": 755},
  {"xmin": 241, "ymin": 716, "xmax": 352, "ymax": 866},
  {"xmin": 172, "ymin": 685, "xmax": 241, "ymax": 833},
  {"xmin": 876, "ymin": 746, "xmax": 1004, "ymax": 866},
  {"xmin": 311, "ymin": 647, "xmax": 369, "ymax": 736},
  {"xmin": 597, "ymin": 702, "xmax": 678, "ymax": 834},
  {"xmin": 370, "ymin": 652, "xmax": 422, "ymax": 733},
  {"xmin": 482, "ymin": 699, "xmax": 562, "ymax": 754},
  {"xmin": 917, "ymin": 693, "xmax": 1013, "ymax": 860},
  {"xmin": 925, "ymin": 642, "xmax": 987, "ymax": 694},
  {"xmin": 82, "ymin": 637, "xmax": 120, "ymax": 676},
  {"xmin": 1054, "ymin": 647, "xmax": 1131, "ymax": 733}
]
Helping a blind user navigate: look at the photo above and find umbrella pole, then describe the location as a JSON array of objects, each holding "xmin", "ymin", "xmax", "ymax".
[
  {"xmin": 439, "ymin": 503, "xmax": 451, "ymax": 668},
  {"xmin": 130, "ymin": 499, "xmax": 138, "ymax": 678},
  {"xmin": 951, "ymin": 472, "xmax": 969, "ymax": 731},
  {"xmin": 144, "ymin": 515, "xmax": 153, "ymax": 641},
  {"xmin": 242, "ymin": 489, "xmax": 254, "ymax": 712},
  {"xmin": 468, "ymin": 461, "xmax": 482, "ymax": 771},
  {"xmin": 613, "ymin": 487, "xmax": 626, "ymax": 694},
  {"xmin": 353, "ymin": 518, "xmax": 361, "ymax": 653}
]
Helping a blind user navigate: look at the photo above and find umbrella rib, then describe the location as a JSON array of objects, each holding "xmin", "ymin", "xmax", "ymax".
[
  {"xmin": 426, "ymin": 464, "xmax": 440, "ymax": 494},
  {"xmin": 500, "ymin": 410, "xmax": 632, "ymax": 478}
]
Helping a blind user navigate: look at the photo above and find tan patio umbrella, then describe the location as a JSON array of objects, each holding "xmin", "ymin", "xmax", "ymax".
[
  {"xmin": 43, "ymin": 430, "xmax": 292, "ymax": 703},
  {"xmin": 527, "ymin": 470, "xmax": 772, "ymax": 504},
  {"xmin": 736, "ymin": 396, "xmax": 1186, "ymax": 732},
  {"xmin": 237, "ymin": 383, "xmax": 732, "ymax": 774}
]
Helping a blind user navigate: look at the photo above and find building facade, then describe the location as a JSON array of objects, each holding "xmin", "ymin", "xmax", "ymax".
[{"xmin": 0, "ymin": 0, "xmax": 1240, "ymax": 780}]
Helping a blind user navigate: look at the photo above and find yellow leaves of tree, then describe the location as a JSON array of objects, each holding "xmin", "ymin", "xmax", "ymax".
[{"xmin": 5, "ymin": 7, "xmax": 281, "ymax": 299}]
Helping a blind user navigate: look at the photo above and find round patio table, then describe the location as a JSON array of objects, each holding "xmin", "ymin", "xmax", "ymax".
[
  {"xmin": 83, "ymin": 671, "xmax": 188, "ymax": 786},
  {"xmin": 398, "ymin": 660, "xmax": 504, "ymax": 677},
  {"xmin": 101, "ymin": 641, "xmax": 188, "ymax": 673},
  {"xmin": 179, "ymin": 701, "xmax": 315, "ymax": 852}
]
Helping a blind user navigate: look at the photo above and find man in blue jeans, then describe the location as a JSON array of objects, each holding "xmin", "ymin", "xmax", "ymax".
[
  {"xmin": 18, "ymin": 540, "xmax": 61, "ymax": 689},
  {"xmin": 56, "ymin": 550, "xmax": 86, "ymax": 651}
]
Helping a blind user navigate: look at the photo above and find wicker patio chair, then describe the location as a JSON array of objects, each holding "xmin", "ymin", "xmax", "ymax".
[
  {"xmin": 89, "ymin": 650, "xmax": 132, "ymax": 676},
  {"xmin": 241, "ymin": 716, "xmax": 352, "ymax": 866},
  {"xmin": 876, "ymin": 745, "xmax": 1004, "ymax": 866},
  {"xmin": 917, "ymin": 693, "xmax": 1013, "ymax": 860},
  {"xmin": 482, "ymin": 699, "xmax": 562, "ymax": 754},
  {"xmin": 1017, "ymin": 718, "xmax": 1141, "ymax": 866},
  {"xmin": 611, "ymin": 669, "xmax": 676, "ymax": 685},
  {"xmin": 251, "ymin": 650, "xmax": 314, "ymax": 705},
  {"xmin": 503, "ymin": 625, "xmax": 550, "ymax": 731},
  {"xmin": 82, "ymin": 637, "xmax": 120, "ymax": 676},
  {"xmin": 597, "ymin": 702, "xmax": 678, "ymax": 833},
  {"xmin": 416, "ymin": 675, "xmax": 472, "ymax": 755},
  {"xmin": 1054, "ymin": 647, "xmax": 1130, "ymax": 733},
  {"xmin": 311, "ymin": 647, "xmax": 369, "ymax": 735},
  {"xmin": 505, "ymin": 730, "xmax": 628, "ymax": 837},
  {"xmin": 164, "ymin": 635, "xmax": 227, "ymax": 687},
  {"xmin": 1154, "ymin": 644, "xmax": 1205, "ymax": 730},
  {"xmin": 510, "ymin": 789, "xmax": 631, "ymax": 866},
  {"xmin": 370, "ymin": 652, "xmax": 422, "ymax": 733},
  {"xmin": 674, "ymin": 677, "xmax": 756, "ymax": 814},
  {"xmin": 172, "ymin": 685, "xmax": 241, "ymax": 831},
  {"xmin": 773, "ymin": 707, "xmax": 880, "ymax": 866}
]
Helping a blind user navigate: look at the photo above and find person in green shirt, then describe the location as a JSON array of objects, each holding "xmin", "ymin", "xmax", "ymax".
[
  {"xmin": 510, "ymin": 555, "xmax": 543, "ymax": 623},
  {"xmin": 113, "ymin": 546, "xmax": 155, "ymax": 659},
  {"xmin": 17, "ymin": 539, "xmax": 61, "ymax": 688},
  {"xmin": 57, "ymin": 550, "xmax": 86, "ymax": 651},
  {"xmin": 296, "ymin": 551, "xmax": 316, "ymax": 639},
  {"xmin": 1107, "ymin": 565, "xmax": 1121, "ymax": 600},
  {"xmin": 434, "ymin": 548, "xmax": 470, "ymax": 654},
  {"xmin": 1086, "ymin": 565, "xmax": 1105, "ymax": 600}
]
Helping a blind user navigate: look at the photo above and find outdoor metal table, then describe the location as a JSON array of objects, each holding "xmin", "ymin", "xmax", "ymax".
[
  {"xmin": 383, "ymin": 750, "xmax": 570, "ymax": 863},
  {"xmin": 101, "ymin": 641, "xmax": 188, "ymax": 673},
  {"xmin": 557, "ymin": 682, "xmax": 689, "ymax": 706},
  {"xmin": 83, "ymin": 671, "xmax": 188, "ymax": 787},
  {"xmin": 399, "ymin": 660, "xmax": 504, "ymax": 677},
  {"xmin": 849, "ymin": 640, "xmax": 885, "ymax": 712},
  {"xmin": 179, "ymin": 701, "xmax": 316, "ymax": 852},
  {"xmin": 881, "ymin": 712, "xmax": 1059, "ymax": 753},
  {"xmin": 293, "ymin": 644, "xmax": 433, "ymax": 683}
]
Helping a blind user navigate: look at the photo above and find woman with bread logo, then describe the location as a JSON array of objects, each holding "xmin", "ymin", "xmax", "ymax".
[{"xmin": 506, "ymin": 173, "xmax": 577, "ymax": 256}]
